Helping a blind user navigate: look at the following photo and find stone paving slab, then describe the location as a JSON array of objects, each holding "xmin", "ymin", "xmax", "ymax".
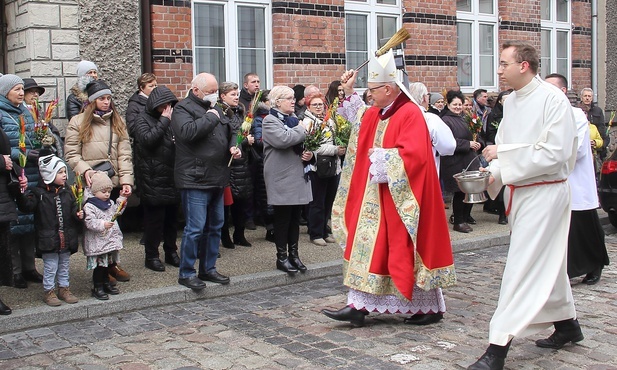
[{"xmin": 0, "ymin": 236, "xmax": 615, "ymax": 369}]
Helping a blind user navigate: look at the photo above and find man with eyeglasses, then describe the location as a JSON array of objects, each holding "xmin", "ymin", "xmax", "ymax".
[
  {"xmin": 321, "ymin": 50, "xmax": 455, "ymax": 327},
  {"xmin": 468, "ymin": 41, "xmax": 580, "ymax": 370},
  {"xmin": 171, "ymin": 73, "xmax": 241, "ymax": 290}
]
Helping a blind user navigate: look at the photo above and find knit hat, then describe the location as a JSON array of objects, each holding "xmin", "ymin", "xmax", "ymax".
[
  {"xmin": 77, "ymin": 60, "xmax": 98, "ymax": 78},
  {"xmin": 292, "ymin": 85, "xmax": 305, "ymax": 102},
  {"xmin": 23, "ymin": 78, "xmax": 45, "ymax": 95},
  {"xmin": 89, "ymin": 171, "xmax": 113, "ymax": 194},
  {"xmin": 86, "ymin": 80, "xmax": 112, "ymax": 102},
  {"xmin": 39, "ymin": 154, "xmax": 67, "ymax": 185},
  {"xmin": 0, "ymin": 74, "xmax": 24, "ymax": 97},
  {"xmin": 429, "ymin": 93, "xmax": 444, "ymax": 106}
]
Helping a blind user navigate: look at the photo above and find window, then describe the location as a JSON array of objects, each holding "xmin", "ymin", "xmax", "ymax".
[
  {"xmin": 540, "ymin": 0, "xmax": 570, "ymax": 80},
  {"xmin": 345, "ymin": 0, "xmax": 401, "ymax": 88},
  {"xmin": 193, "ymin": 0, "xmax": 271, "ymax": 86},
  {"xmin": 456, "ymin": 0, "xmax": 498, "ymax": 91}
]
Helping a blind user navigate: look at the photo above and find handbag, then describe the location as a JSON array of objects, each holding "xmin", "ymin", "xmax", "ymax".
[
  {"xmin": 315, "ymin": 155, "xmax": 337, "ymax": 178},
  {"xmin": 92, "ymin": 124, "xmax": 115, "ymax": 178}
]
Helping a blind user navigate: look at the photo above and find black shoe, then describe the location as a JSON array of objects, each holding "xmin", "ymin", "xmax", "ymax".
[
  {"xmin": 453, "ymin": 223, "xmax": 473, "ymax": 233},
  {"xmin": 299, "ymin": 217, "xmax": 308, "ymax": 226},
  {"xmin": 233, "ymin": 235, "xmax": 252, "ymax": 247},
  {"xmin": 145, "ymin": 258, "xmax": 166, "ymax": 272},
  {"xmin": 23, "ymin": 269, "xmax": 43, "ymax": 283},
  {"xmin": 13, "ymin": 274, "xmax": 27, "ymax": 289},
  {"xmin": 178, "ymin": 276, "xmax": 206, "ymax": 290},
  {"xmin": 91, "ymin": 285, "xmax": 109, "ymax": 300},
  {"xmin": 466, "ymin": 216, "xmax": 477, "ymax": 225},
  {"xmin": 0, "ymin": 299, "xmax": 12, "ymax": 315},
  {"xmin": 139, "ymin": 238, "xmax": 145, "ymax": 245},
  {"xmin": 103, "ymin": 283, "xmax": 120, "ymax": 295},
  {"xmin": 535, "ymin": 329, "xmax": 584, "ymax": 349},
  {"xmin": 198, "ymin": 271, "xmax": 230, "ymax": 285},
  {"xmin": 321, "ymin": 306, "xmax": 368, "ymax": 327},
  {"xmin": 498, "ymin": 214, "xmax": 508, "ymax": 225},
  {"xmin": 164, "ymin": 252, "xmax": 181, "ymax": 267},
  {"xmin": 403, "ymin": 312, "xmax": 443, "ymax": 325},
  {"xmin": 449, "ymin": 215, "xmax": 454, "ymax": 224},
  {"xmin": 265, "ymin": 230, "xmax": 275, "ymax": 242},
  {"xmin": 467, "ymin": 352, "xmax": 505, "ymax": 370},
  {"xmin": 221, "ymin": 232, "xmax": 235, "ymax": 249},
  {"xmin": 289, "ymin": 256, "xmax": 307, "ymax": 272},
  {"xmin": 276, "ymin": 258, "xmax": 298, "ymax": 274},
  {"xmin": 582, "ymin": 271, "xmax": 601, "ymax": 285},
  {"xmin": 245, "ymin": 219, "xmax": 257, "ymax": 230},
  {"xmin": 483, "ymin": 207, "xmax": 500, "ymax": 215}
]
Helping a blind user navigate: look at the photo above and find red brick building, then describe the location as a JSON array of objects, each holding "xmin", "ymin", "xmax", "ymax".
[{"xmin": 147, "ymin": 0, "xmax": 593, "ymax": 96}]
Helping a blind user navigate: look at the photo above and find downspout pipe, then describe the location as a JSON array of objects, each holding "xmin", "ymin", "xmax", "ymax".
[
  {"xmin": 140, "ymin": 0, "xmax": 153, "ymax": 73},
  {"xmin": 592, "ymin": 0, "xmax": 598, "ymax": 103}
]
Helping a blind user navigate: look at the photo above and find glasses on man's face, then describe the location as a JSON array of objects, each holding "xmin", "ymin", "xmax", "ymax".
[
  {"xmin": 498, "ymin": 61, "xmax": 522, "ymax": 70},
  {"xmin": 367, "ymin": 84, "xmax": 387, "ymax": 93},
  {"xmin": 310, "ymin": 103, "xmax": 324, "ymax": 108}
]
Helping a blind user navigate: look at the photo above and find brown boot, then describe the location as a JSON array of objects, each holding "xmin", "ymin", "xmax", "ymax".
[
  {"xmin": 109, "ymin": 263, "xmax": 130, "ymax": 282},
  {"xmin": 58, "ymin": 287, "xmax": 79, "ymax": 304},
  {"xmin": 43, "ymin": 289, "xmax": 62, "ymax": 307},
  {"xmin": 108, "ymin": 274, "xmax": 117, "ymax": 286}
]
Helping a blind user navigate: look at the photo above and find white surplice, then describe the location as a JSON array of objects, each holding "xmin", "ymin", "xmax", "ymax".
[{"xmin": 486, "ymin": 76, "xmax": 578, "ymax": 346}]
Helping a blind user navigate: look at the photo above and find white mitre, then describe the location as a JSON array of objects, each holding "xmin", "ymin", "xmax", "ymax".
[{"xmin": 367, "ymin": 49, "xmax": 416, "ymax": 103}]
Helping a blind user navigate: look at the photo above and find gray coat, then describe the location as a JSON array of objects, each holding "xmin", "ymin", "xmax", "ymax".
[{"xmin": 262, "ymin": 113, "xmax": 312, "ymax": 206}]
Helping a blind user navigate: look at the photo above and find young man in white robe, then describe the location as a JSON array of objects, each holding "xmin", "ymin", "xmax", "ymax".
[{"xmin": 468, "ymin": 41, "xmax": 581, "ymax": 370}]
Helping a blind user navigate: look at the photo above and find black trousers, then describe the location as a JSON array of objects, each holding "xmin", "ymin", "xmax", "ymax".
[
  {"xmin": 307, "ymin": 172, "xmax": 339, "ymax": 240},
  {"xmin": 452, "ymin": 191, "xmax": 473, "ymax": 224},
  {"xmin": 273, "ymin": 205, "xmax": 302, "ymax": 252},
  {"xmin": 143, "ymin": 204, "xmax": 179, "ymax": 260}
]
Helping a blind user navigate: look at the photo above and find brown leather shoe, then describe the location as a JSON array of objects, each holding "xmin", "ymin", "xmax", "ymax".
[
  {"xmin": 109, "ymin": 264, "xmax": 130, "ymax": 282},
  {"xmin": 453, "ymin": 223, "xmax": 473, "ymax": 233},
  {"xmin": 108, "ymin": 274, "xmax": 117, "ymax": 286},
  {"xmin": 58, "ymin": 287, "xmax": 79, "ymax": 304}
]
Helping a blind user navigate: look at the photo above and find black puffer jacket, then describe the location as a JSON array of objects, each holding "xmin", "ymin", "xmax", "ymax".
[
  {"xmin": 171, "ymin": 91, "xmax": 237, "ymax": 190},
  {"xmin": 125, "ymin": 91, "xmax": 147, "ymax": 134},
  {"xmin": 131, "ymin": 87, "xmax": 179, "ymax": 205},
  {"xmin": 224, "ymin": 104, "xmax": 252, "ymax": 200},
  {"xmin": 239, "ymin": 88, "xmax": 254, "ymax": 117},
  {"xmin": 16, "ymin": 184, "xmax": 80, "ymax": 256},
  {"xmin": 0, "ymin": 128, "xmax": 18, "ymax": 223},
  {"xmin": 439, "ymin": 109, "xmax": 479, "ymax": 193}
]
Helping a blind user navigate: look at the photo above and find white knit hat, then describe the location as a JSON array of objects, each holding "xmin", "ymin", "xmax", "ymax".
[
  {"xmin": 0, "ymin": 74, "xmax": 24, "ymax": 97},
  {"xmin": 38, "ymin": 154, "xmax": 67, "ymax": 185},
  {"xmin": 77, "ymin": 60, "xmax": 98, "ymax": 78},
  {"xmin": 367, "ymin": 49, "xmax": 415, "ymax": 102}
]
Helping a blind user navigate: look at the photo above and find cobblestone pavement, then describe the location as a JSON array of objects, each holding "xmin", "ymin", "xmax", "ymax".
[{"xmin": 0, "ymin": 238, "xmax": 615, "ymax": 370}]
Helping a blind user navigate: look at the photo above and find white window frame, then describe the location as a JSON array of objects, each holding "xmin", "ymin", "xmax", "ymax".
[
  {"xmin": 540, "ymin": 0, "xmax": 571, "ymax": 83},
  {"xmin": 192, "ymin": 0, "xmax": 272, "ymax": 87},
  {"xmin": 456, "ymin": 0, "xmax": 498, "ymax": 93},
  {"xmin": 344, "ymin": 0, "xmax": 402, "ymax": 89}
]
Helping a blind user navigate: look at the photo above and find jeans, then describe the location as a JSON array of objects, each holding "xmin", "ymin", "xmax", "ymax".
[
  {"xmin": 143, "ymin": 204, "xmax": 178, "ymax": 260},
  {"xmin": 307, "ymin": 172, "xmax": 339, "ymax": 240},
  {"xmin": 42, "ymin": 251, "xmax": 71, "ymax": 291},
  {"xmin": 179, "ymin": 188, "xmax": 224, "ymax": 279}
]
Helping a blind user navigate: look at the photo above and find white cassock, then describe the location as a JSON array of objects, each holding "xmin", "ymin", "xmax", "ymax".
[
  {"xmin": 421, "ymin": 107, "xmax": 456, "ymax": 176},
  {"xmin": 486, "ymin": 76, "xmax": 578, "ymax": 346},
  {"xmin": 569, "ymin": 107, "xmax": 599, "ymax": 211}
]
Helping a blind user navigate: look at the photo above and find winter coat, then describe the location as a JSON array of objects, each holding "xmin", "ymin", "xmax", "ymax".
[
  {"xmin": 250, "ymin": 109, "xmax": 268, "ymax": 211},
  {"xmin": 0, "ymin": 95, "xmax": 41, "ymax": 234},
  {"xmin": 0, "ymin": 127, "xmax": 18, "ymax": 223},
  {"xmin": 65, "ymin": 84, "xmax": 89, "ymax": 122},
  {"xmin": 485, "ymin": 102, "xmax": 504, "ymax": 145},
  {"xmin": 64, "ymin": 111, "xmax": 134, "ymax": 188},
  {"xmin": 439, "ymin": 109, "xmax": 479, "ymax": 193},
  {"xmin": 131, "ymin": 87, "xmax": 178, "ymax": 205},
  {"xmin": 239, "ymin": 88, "xmax": 254, "ymax": 116},
  {"xmin": 262, "ymin": 111, "xmax": 312, "ymax": 206},
  {"xmin": 17, "ymin": 184, "xmax": 80, "ymax": 256},
  {"xmin": 83, "ymin": 196, "xmax": 125, "ymax": 256},
  {"xmin": 170, "ymin": 91, "xmax": 236, "ymax": 190},
  {"xmin": 125, "ymin": 91, "xmax": 147, "ymax": 134},
  {"xmin": 225, "ymin": 105, "xmax": 253, "ymax": 200}
]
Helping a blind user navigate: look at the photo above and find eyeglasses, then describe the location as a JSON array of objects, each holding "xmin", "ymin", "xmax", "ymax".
[
  {"xmin": 310, "ymin": 103, "xmax": 324, "ymax": 107},
  {"xmin": 367, "ymin": 84, "xmax": 387, "ymax": 93},
  {"xmin": 498, "ymin": 61, "xmax": 522, "ymax": 69},
  {"xmin": 278, "ymin": 97, "xmax": 295, "ymax": 102}
]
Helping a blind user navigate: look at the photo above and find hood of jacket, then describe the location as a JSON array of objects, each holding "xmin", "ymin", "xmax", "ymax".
[
  {"xmin": 69, "ymin": 83, "xmax": 89, "ymax": 103},
  {"xmin": 146, "ymin": 86, "xmax": 178, "ymax": 115},
  {"xmin": 128, "ymin": 91, "xmax": 147, "ymax": 106}
]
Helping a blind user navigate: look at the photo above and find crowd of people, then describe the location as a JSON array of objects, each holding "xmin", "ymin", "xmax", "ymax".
[{"xmin": 0, "ymin": 41, "xmax": 611, "ymax": 369}]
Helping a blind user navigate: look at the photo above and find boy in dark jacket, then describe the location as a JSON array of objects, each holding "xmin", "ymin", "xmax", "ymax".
[{"xmin": 17, "ymin": 153, "xmax": 84, "ymax": 306}]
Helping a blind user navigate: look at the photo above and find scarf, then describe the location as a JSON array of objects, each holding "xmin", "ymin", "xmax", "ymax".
[
  {"xmin": 86, "ymin": 197, "xmax": 112, "ymax": 210},
  {"xmin": 95, "ymin": 108, "xmax": 112, "ymax": 117},
  {"xmin": 270, "ymin": 108, "xmax": 304, "ymax": 156}
]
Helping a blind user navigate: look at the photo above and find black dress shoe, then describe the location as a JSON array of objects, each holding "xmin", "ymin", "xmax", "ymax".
[
  {"xmin": 103, "ymin": 283, "xmax": 120, "ymax": 295},
  {"xmin": 535, "ymin": 329, "xmax": 584, "ymax": 349},
  {"xmin": 198, "ymin": 271, "xmax": 230, "ymax": 285},
  {"xmin": 453, "ymin": 223, "xmax": 473, "ymax": 233},
  {"xmin": 403, "ymin": 312, "xmax": 443, "ymax": 325},
  {"xmin": 145, "ymin": 258, "xmax": 166, "ymax": 272},
  {"xmin": 321, "ymin": 306, "xmax": 368, "ymax": 327},
  {"xmin": 23, "ymin": 270, "xmax": 43, "ymax": 283},
  {"xmin": 0, "ymin": 298, "xmax": 12, "ymax": 315},
  {"xmin": 164, "ymin": 252, "xmax": 181, "ymax": 267},
  {"xmin": 467, "ymin": 352, "xmax": 505, "ymax": 370},
  {"xmin": 498, "ymin": 214, "xmax": 508, "ymax": 225},
  {"xmin": 178, "ymin": 276, "xmax": 206, "ymax": 290},
  {"xmin": 582, "ymin": 272, "xmax": 601, "ymax": 285},
  {"xmin": 466, "ymin": 216, "xmax": 477, "ymax": 225},
  {"xmin": 233, "ymin": 235, "xmax": 252, "ymax": 247},
  {"xmin": 13, "ymin": 274, "xmax": 27, "ymax": 289}
]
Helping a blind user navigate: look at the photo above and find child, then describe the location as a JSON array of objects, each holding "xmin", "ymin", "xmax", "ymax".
[
  {"xmin": 17, "ymin": 153, "xmax": 83, "ymax": 306},
  {"xmin": 83, "ymin": 171, "xmax": 127, "ymax": 300}
]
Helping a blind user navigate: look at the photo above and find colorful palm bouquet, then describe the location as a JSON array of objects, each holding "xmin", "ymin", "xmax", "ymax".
[
  {"xmin": 228, "ymin": 91, "xmax": 262, "ymax": 166},
  {"xmin": 110, "ymin": 198, "xmax": 127, "ymax": 222},
  {"xmin": 28, "ymin": 98, "xmax": 59, "ymax": 147},
  {"xmin": 607, "ymin": 111, "xmax": 615, "ymax": 135},
  {"xmin": 324, "ymin": 98, "xmax": 351, "ymax": 147},
  {"xmin": 70, "ymin": 173, "xmax": 84, "ymax": 211},
  {"xmin": 465, "ymin": 111, "xmax": 482, "ymax": 141},
  {"xmin": 17, "ymin": 115, "xmax": 27, "ymax": 193},
  {"xmin": 303, "ymin": 118, "xmax": 330, "ymax": 152}
]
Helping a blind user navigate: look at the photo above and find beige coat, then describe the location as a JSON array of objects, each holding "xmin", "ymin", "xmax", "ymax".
[{"xmin": 64, "ymin": 111, "xmax": 134, "ymax": 187}]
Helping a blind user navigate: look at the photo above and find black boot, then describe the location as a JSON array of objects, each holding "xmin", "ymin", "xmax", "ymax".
[
  {"xmin": 221, "ymin": 207, "xmax": 235, "ymax": 249},
  {"xmin": 91, "ymin": 267, "xmax": 109, "ymax": 300},
  {"xmin": 103, "ymin": 270, "xmax": 120, "ymax": 295},
  {"xmin": 276, "ymin": 244, "xmax": 298, "ymax": 274},
  {"xmin": 265, "ymin": 229, "xmax": 275, "ymax": 242},
  {"xmin": 288, "ymin": 243, "xmax": 307, "ymax": 272},
  {"xmin": 233, "ymin": 228, "xmax": 252, "ymax": 247},
  {"xmin": 0, "ymin": 297, "xmax": 12, "ymax": 315}
]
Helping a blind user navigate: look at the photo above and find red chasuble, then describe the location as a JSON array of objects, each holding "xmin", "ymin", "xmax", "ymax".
[{"xmin": 332, "ymin": 93, "xmax": 456, "ymax": 301}]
